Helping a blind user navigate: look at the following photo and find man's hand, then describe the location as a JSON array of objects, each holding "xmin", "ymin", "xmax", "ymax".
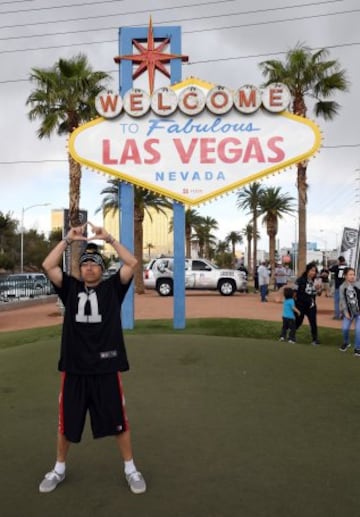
[
  {"xmin": 66, "ymin": 224, "xmax": 88, "ymax": 242},
  {"xmin": 87, "ymin": 221, "xmax": 111, "ymax": 242},
  {"xmin": 66, "ymin": 222, "xmax": 112, "ymax": 242}
]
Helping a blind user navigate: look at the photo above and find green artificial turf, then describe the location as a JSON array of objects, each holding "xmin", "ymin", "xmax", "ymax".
[
  {"xmin": 0, "ymin": 317, "xmax": 348, "ymax": 350},
  {"xmin": 1, "ymin": 330, "xmax": 359, "ymax": 517}
]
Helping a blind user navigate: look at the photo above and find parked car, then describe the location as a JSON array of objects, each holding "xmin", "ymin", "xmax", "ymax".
[
  {"xmin": 143, "ymin": 258, "xmax": 172, "ymax": 289},
  {"xmin": 0, "ymin": 273, "xmax": 53, "ymax": 299},
  {"xmin": 146, "ymin": 257, "xmax": 247, "ymax": 296},
  {"xmin": 102, "ymin": 264, "xmax": 120, "ymax": 279}
]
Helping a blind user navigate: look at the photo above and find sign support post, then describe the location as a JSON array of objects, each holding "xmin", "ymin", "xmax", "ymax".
[
  {"xmin": 118, "ymin": 25, "xmax": 186, "ymax": 329},
  {"xmin": 118, "ymin": 27, "xmax": 135, "ymax": 330}
]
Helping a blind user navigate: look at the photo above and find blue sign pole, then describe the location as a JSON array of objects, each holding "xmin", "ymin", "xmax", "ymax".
[
  {"xmin": 173, "ymin": 202, "xmax": 186, "ymax": 328},
  {"xmin": 119, "ymin": 183, "xmax": 134, "ymax": 329},
  {"xmin": 118, "ymin": 25, "xmax": 186, "ymax": 329},
  {"xmin": 165, "ymin": 28, "xmax": 186, "ymax": 330},
  {"xmin": 118, "ymin": 28, "xmax": 135, "ymax": 330}
]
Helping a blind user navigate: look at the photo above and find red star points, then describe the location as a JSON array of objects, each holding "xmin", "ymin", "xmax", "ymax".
[{"xmin": 114, "ymin": 17, "xmax": 188, "ymax": 94}]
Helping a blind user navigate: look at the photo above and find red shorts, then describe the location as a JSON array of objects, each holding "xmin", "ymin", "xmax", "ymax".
[{"xmin": 58, "ymin": 372, "xmax": 129, "ymax": 443}]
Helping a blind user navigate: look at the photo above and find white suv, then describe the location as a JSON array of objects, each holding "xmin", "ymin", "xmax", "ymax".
[
  {"xmin": 150, "ymin": 258, "xmax": 247, "ymax": 296},
  {"xmin": 143, "ymin": 257, "xmax": 172, "ymax": 289}
]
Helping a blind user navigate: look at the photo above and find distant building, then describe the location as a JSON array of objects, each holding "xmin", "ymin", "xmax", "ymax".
[
  {"xmin": 103, "ymin": 207, "xmax": 174, "ymax": 259},
  {"xmin": 51, "ymin": 209, "xmax": 64, "ymax": 233},
  {"xmin": 307, "ymin": 241, "xmax": 318, "ymax": 251},
  {"xmin": 51, "ymin": 209, "xmax": 88, "ymax": 236}
]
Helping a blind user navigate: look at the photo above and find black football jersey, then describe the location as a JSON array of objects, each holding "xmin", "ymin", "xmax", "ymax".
[{"xmin": 54, "ymin": 272, "xmax": 131, "ymax": 374}]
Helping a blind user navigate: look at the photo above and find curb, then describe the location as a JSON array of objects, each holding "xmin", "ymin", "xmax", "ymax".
[{"xmin": 0, "ymin": 295, "xmax": 58, "ymax": 313}]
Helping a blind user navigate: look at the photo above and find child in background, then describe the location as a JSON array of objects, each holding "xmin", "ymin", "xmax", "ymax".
[
  {"xmin": 279, "ymin": 287, "xmax": 301, "ymax": 343},
  {"xmin": 339, "ymin": 267, "xmax": 360, "ymax": 355}
]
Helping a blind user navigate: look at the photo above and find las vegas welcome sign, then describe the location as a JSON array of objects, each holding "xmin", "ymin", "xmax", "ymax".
[{"xmin": 69, "ymin": 77, "xmax": 321, "ymax": 205}]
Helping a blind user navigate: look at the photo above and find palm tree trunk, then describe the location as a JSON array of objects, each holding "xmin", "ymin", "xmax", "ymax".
[
  {"xmin": 297, "ymin": 162, "xmax": 308, "ymax": 274},
  {"xmin": 247, "ymin": 238, "xmax": 252, "ymax": 272},
  {"xmin": 186, "ymin": 225, "xmax": 191, "ymax": 258},
  {"xmin": 269, "ymin": 234, "xmax": 276, "ymax": 285},
  {"xmin": 68, "ymin": 153, "xmax": 82, "ymax": 277},
  {"xmin": 134, "ymin": 207, "xmax": 145, "ymax": 294},
  {"xmin": 252, "ymin": 215, "xmax": 258, "ymax": 276},
  {"xmin": 199, "ymin": 241, "xmax": 204, "ymax": 258}
]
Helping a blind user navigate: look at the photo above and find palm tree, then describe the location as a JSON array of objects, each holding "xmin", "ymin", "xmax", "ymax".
[
  {"xmin": 259, "ymin": 187, "xmax": 295, "ymax": 282},
  {"xmin": 26, "ymin": 54, "xmax": 110, "ymax": 275},
  {"xmin": 225, "ymin": 231, "xmax": 243, "ymax": 266},
  {"xmin": 236, "ymin": 182, "xmax": 265, "ymax": 275},
  {"xmin": 197, "ymin": 216, "xmax": 219, "ymax": 259},
  {"xmin": 192, "ymin": 216, "xmax": 218, "ymax": 259},
  {"xmin": 96, "ymin": 178, "xmax": 173, "ymax": 294},
  {"xmin": 144, "ymin": 242, "xmax": 155, "ymax": 260},
  {"xmin": 241, "ymin": 223, "xmax": 254, "ymax": 274},
  {"xmin": 259, "ymin": 43, "xmax": 348, "ymax": 273},
  {"xmin": 0, "ymin": 211, "xmax": 18, "ymax": 270},
  {"xmin": 169, "ymin": 208, "xmax": 203, "ymax": 258},
  {"xmin": 215, "ymin": 240, "xmax": 232, "ymax": 268},
  {"xmin": 216, "ymin": 240, "xmax": 229, "ymax": 254}
]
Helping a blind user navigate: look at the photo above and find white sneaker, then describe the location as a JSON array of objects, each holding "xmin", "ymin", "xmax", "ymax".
[
  {"xmin": 125, "ymin": 470, "xmax": 146, "ymax": 494},
  {"xmin": 39, "ymin": 470, "xmax": 65, "ymax": 493}
]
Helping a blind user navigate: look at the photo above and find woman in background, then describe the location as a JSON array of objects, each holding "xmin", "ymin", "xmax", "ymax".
[
  {"xmin": 339, "ymin": 267, "xmax": 360, "ymax": 356},
  {"xmin": 295, "ymin": 262, "xmax": 321, "ymax": 345}
]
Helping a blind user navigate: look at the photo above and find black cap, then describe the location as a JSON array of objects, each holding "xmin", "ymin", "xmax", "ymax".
[{"xmin": 79, "ymin": 243, "xmax": 105, "ymax": 270}]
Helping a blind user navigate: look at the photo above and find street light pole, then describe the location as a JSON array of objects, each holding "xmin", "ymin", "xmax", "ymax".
[{"xmin": 20, "ymin": 203, "xmax": 50, "ymax": 272}]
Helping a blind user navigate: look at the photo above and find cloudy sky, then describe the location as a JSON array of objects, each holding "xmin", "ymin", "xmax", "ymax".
[{"xmin": 1, "ymin": 0, "xmax": 359, "ymax": 252}]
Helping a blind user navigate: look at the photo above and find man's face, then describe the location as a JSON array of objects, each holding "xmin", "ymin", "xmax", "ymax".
[
  {"xmin": 346, "ymin": 270, "xmax": 355, "ymax": 282},
  {"xmin": 80, "ymin": 260, "xmax": 103, "ymax": 285}
]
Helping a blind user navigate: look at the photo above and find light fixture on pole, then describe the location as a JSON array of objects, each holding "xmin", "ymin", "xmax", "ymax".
[{"xmin": 20, "ymin": 203, "xmax": 50, "ymax": 272}]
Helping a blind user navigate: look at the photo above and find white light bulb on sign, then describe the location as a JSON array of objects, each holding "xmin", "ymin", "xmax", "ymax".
[
  {"xmin": 151, "ymin": 86, "xmax": 178, "ymax": 116},
  {"xmin": 261, "ymin": 83, "xmax": 291, "ymax": 113},
  {"xmin": 95, "ymin": 91, "xmax": 123, "ymax": 118},
  {"xmin": 233, "ymin": 85, "xmax": 262, "ymax": 114},
  {"xmin": 206, "ymin": 86, "xmax": 233, "ymax": 115},
  {"xmin": 178, "ymin": 86, "xmax": 206, "ymax": 116},
  {"xmin": 123, "ymin": 88, "xmax": 150, "ymax": 117}
]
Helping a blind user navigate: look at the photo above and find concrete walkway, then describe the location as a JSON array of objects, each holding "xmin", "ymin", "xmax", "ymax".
[{"xmin": 0, "ymin": 289, "xmax": 339, "ymax": 332}]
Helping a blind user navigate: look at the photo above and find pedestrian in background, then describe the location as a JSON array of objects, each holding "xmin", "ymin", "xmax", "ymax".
[
  {"xmin": 319, "ymin": 266, "xmax": 331, "ymax": 297},
  {"xmin": 295, "ymin": 262, "xmax": 322, "ymax": 345},
  {"xmin": 258, "ymin": 261, "xmax": 270, "ymax": 302},
  {"xmin": 330, "ymin": 256, "xmax": 347, "ymax": 319},
  {"xmin": 274, "ymin": 263, "xmax": 288, "ymax": 291},
  {"xmin": 339, "ymin": 267, "xmax": 360, "ymax": 355},
  {"xmin": 279, "ymin": 287, "xmax": 301, "ymax": 343},
  {"xmin": 254, "ymin": 264, "xmax": 259, "ymax": 293}
]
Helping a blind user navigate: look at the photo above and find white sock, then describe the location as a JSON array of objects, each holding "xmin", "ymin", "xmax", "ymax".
[
  {"xmin": 54, "ymin": 461, "xmax": 66, "ymax": 475},
  {"xmin": 124, "ymin": 459, "xmax": 136, "ymax": 475}
]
